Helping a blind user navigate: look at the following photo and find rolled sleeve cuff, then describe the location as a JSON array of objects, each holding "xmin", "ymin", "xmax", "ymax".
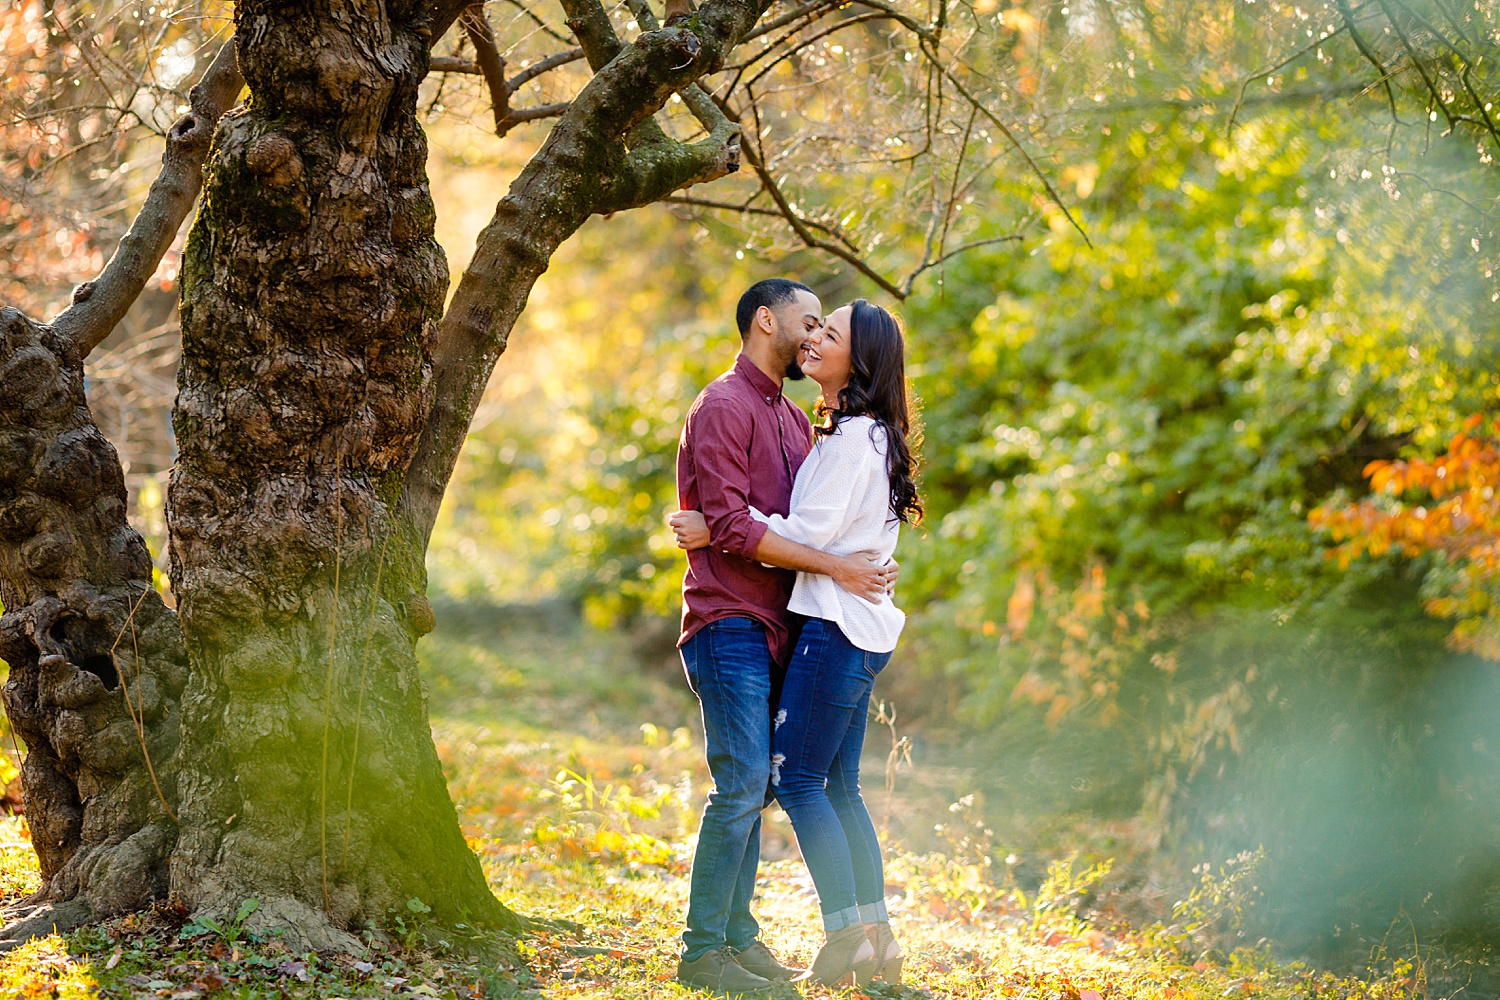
[{"xmin": 739, "ymin": 517, "xmax": 770, "ymax": 561}]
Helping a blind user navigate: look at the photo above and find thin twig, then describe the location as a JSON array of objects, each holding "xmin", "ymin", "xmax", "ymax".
[
  {"xmin": 319, "ymin": 457, "xmax": 345, "ymax": 915},
  {"xmin": 1336, "ymin": 0, "xmax": 1404, "ymax": 125},
  {"xmin": 109, "ymin": 586, "xmax": 178, "ymax": 824},
  {"xmin": 341, "ymin": 518, "xmax": 393, "ymax": 868},
  {"xmin": 463, "ymin": 5, "xmax": 513, "ymax": 134},
  {"xmin": 900, "ymin": 232, "xmax": 1027, "ymax": 295},
  {"xmin": 744, "ymin": 11, "xmax": 895, "ymax": 91},
  {"xmin": 665, "ymin": 193, "xmax": 860, "ymax": 247},
  {"xmin": 744, "ymin": 0, "xmax": 837, "ymax": 41},
  {"xmin": 500, "ymin": 0, "xmax": 577, "ymax": 44},
  {"xmin": 1227, "ymin": 25, "xmax": 1355, "ymax": 132},
  {"xmin": 918, "ymin": 40, "xmax": 1091, "ymax": 247},
  {"xmin": 740, "ymin": 138, "xmax": 907, "ymax": 297}
]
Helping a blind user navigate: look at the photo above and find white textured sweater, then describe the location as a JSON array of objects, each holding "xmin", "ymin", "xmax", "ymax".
[{"xmin": 750, "ymin": 415, "xmax": 905, "ymax": 653}]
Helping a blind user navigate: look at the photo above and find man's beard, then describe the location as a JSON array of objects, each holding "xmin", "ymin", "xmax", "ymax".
[{"xmin": 779, "ymin": 331, "xmax": 806, "ymax": 380}]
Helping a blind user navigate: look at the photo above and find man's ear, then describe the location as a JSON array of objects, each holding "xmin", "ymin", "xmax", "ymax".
[{"xmin": 754, "ymin": 304, "xmax": 774, "ymax": 335}]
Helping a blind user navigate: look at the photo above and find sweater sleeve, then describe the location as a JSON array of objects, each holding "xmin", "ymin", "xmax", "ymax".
[{"xmin": 749, "ymin": 421, "xmax": 879, "ymax": 551}]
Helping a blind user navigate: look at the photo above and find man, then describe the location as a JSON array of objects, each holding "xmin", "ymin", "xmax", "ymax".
[{"xmin": 672, "ymin": 278, "xmax": 894, "ymax": 993}]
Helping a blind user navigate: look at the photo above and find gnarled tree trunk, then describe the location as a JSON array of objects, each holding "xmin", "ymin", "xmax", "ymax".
[
  {"xmin": 163, "ymin": 0, "xmax": 512, "ymax": 946},
  {"xmin": 0, "ymin": 309, "xmax": 186, "ymax": 939},
  {"xmin": 0, "ymin": 0, "xmax": 750, "ymax": 951}
]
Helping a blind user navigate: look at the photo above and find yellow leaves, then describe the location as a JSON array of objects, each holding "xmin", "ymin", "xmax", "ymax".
[
  {"xmin": 1045, "ymin": 695, "xmax": 1074, "ymax": 726},
  {"xmin": 0, "ymin": 936, "xmax": 97, "ymax": 1000},
  {"xmin": 1003, "ymin": 564, "xmax": 1152, "ymax": 726},
  {"xmin": 1012, "ymin": 670, "xmax": 1056, "ymax": 705},
  {"xmin": 1061, "ymin": 162, "xmax": 1100, "ymax": 199},
  {"xmin": 1000, "ymin": 7, "xmax": 1040, "ymax": 33}
]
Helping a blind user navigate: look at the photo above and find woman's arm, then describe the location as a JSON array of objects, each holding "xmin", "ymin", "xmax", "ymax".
[
  {"xmin": 666, "ymin": 509, "xmax": 892, "ymax": 601},
  {"xmin": 752, "ymin": 424, "xmax": 878, "ymax": 549},
  {"xmin": 669, "ymin": 423, "xmax": 896, "ymax": 601}
]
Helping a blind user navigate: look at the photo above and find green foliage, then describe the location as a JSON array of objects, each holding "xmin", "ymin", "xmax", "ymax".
[
  {"xmin": 180, "ymin": 897, "xmax": 259, "ymax": 945},
  {"xmin": 880, "ymin": 108, "xmax": 1500, "ymax": 949},
  {"xmin": 426, "ymin": 27, "xmax": 1500, "ymax": 959},
  {"xmin": 426, "ymin": 205, "xmax": 823, "ymax": 623},
  {"xmin": 899, "ymin": 109, "xmax": 1498, "ymax": 721},
  {"xmin": 1029, "ymin": 853, "xmax": 1115, "ymax": 918},
  {"xmin": 1170, "ymin": 849, "xmax": 1266, "ymax": 951}
]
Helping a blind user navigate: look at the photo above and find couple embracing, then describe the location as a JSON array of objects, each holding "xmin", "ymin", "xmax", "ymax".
[{"xmin": 668, "ymin": 278, "xmax": 921, "ymax": 993}]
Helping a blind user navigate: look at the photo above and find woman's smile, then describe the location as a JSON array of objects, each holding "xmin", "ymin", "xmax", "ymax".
[{"xmin": 800, "ymin": 304, "xmax": 853, "ymax": 391}]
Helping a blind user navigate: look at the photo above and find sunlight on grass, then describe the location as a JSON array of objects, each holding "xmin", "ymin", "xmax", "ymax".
[
  {"xmin": 0, "ymin": 626, "xmax": 1432, "ymax": 998},
  {"xmin": 0, "ymin": 814, "xmax": 39, "ymax": 897},
  {"xmin": 0, "ymin": 935, "xmax": 99, "ymax": 999}
]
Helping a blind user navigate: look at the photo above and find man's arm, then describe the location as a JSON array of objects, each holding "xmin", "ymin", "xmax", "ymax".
[
  {"xmin": 753, "ymin": 530, "xmax": 891, "ymax": 602},
  {"xmin": 668, "ymin": 507, "xmax": 898, "ymax": 600},
  {"xmin": 687, "ymin": 397, "xmax": 773, "ymax": 560}
]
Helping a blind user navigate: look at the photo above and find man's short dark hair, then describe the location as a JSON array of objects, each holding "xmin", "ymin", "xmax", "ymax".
[{"xmin": 736, "ymin": 278, "xmax": 814, "ymax": 337}]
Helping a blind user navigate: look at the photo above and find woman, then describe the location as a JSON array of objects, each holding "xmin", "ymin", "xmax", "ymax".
[{"xmin": 672, "ymin": 299, "xmax": 921, "ymax": 986}]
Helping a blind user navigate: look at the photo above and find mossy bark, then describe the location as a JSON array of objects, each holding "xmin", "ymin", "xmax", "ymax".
[{"xmin": 166, "ymin": 0, "xmax": 513, "ymax": 945}]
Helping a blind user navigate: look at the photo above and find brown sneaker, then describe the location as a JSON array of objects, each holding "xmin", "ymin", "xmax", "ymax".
[
  {"xmin": 676, "ymin": 946, "xmax": 772, "ymax": 995},
  {"xmin": 733, "ymin": 940, "xmax": 802, "ymax": 981}
]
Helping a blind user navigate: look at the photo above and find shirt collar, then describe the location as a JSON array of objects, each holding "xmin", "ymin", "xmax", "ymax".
[{"xmin": 733, "ymin": 353, "xmax": 783, "ymax": 405}]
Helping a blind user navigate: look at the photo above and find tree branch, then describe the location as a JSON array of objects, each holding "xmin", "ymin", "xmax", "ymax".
[
  {"xmin": 429, "ymin": 43, "xmax": 583, "ymax": 135},
  {"xmin": 559, "ymin": 0, "xmax": 626, "ymax": 70},
  {"xmin": 1227, "ymin": 29, "xmax": 1355, "ymax": 131},
  {"xmin": 743, "ymin": 10, "xmax": 895, "ymax": 91},
  {"xmin": 431, "ymin": 0, "xmax": 477, "ymax": 46},
  {"xmin": 916, "ymin": 39, "xmax": 1091, "ymax": 248},
  {"xmin": 501, "ymin": 102, "xmax": 573, "ymax": 125},
  {"xmin": 665, "ymin": 192, "xmax": 863, "ymax": 248},
  {"xmin": 461, "ymin": 5, "xmax": 513, "ymax": 134},
  {"xmin": 743, "ymin": 0, "xmax": 837, "ymax": 42},
  {"xmin": 398, "ymin": 0, "xmax": 777, "ymax": 560},
  {"xmin": 1336, "ymin": 0, "xmax": 1404, "ymax": 124},
  {"xmin": 508, "ymin": 48, "xmax": 586, "ymax": 89},
  {"xmin": 499, "ymin": 0, "xmax": 578, "ymax": 44},
  {"xmin": 50, "ymin": 38, "xmax": 243, "ymax": 360},
  {"xmin": 594, "ymin": 90, "xmax": 741, "ymax": 213},
  {"xmin": 429, "ymin": 55, "xmax": 483, "ymax": 74},
  {"xmin": 432, "ymin": 49, "xmax": 587, "ymax": 86},
  {"xmin": 739, "ymin": 137, "xmax": 907, "ymax": 298},
  {"xmin": 899, "ymin": 232, "xmax": 1026, "ymax": 295}
]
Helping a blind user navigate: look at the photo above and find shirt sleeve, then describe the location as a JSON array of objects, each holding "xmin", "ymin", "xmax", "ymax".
[
  {"xmin": 751, "ymin": 425, "xmax": 877, "ymax": 552},
  {"xmin": 687, "ymin": 397, "xmax": 770, "ymax": 560}
]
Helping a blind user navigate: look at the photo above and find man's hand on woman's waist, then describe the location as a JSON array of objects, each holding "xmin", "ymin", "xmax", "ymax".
[{"xmin": 667, "ymin": 509, "xmax": 897, "ymax": 602}]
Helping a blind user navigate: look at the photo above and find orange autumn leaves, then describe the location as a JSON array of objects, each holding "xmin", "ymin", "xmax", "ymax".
[
  {"xmin": 1003, "ymin": 564, "xmax": 1156, "ymax": 726},
  {"xmin": 1311, "ymin": 414, "xmax": 1500, "ymax": 658}
]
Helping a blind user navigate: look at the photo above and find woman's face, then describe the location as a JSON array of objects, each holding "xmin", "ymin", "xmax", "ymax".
[{"xmin": 800, "ymin": 304, "xmax": 853, "ymax": 392}]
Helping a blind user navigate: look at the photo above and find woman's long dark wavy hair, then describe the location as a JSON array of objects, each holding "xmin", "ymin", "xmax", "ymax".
[{"xmin": 815, "ymin": 299, "xmax": 924, "ymax": 524}]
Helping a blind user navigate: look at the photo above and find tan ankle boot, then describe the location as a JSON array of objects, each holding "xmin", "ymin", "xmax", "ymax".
[
  {"xmin": 792, "ymin": 924, "xmax": 877, "ymax": 987},
  {"xmin": 865, "ymin": 921, "xmax": 903, "ymax": 983}
]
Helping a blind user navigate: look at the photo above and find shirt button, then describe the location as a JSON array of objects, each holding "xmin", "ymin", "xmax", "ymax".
[{"xmin": 765, "ymin": 396, "xmax": 771, "ymax": 402}]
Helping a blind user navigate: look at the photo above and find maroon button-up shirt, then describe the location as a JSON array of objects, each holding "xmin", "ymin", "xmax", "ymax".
[{"xmin": 677, "ymin": 353, "xmax": 814, "ymax": 665}]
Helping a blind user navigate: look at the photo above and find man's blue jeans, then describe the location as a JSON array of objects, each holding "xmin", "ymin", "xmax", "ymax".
[
  {"xmin": 680, "ymin": 617, "xmax": 777, "ymax": 961},
  {"xmin": 772, "ymin": 619, "xmax": 892, "ymax": 933}
]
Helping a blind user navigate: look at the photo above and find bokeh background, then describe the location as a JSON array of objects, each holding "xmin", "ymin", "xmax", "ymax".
[{"xmin": 7, "ymin": 0, "xmax": 1500, "ymax": 989}]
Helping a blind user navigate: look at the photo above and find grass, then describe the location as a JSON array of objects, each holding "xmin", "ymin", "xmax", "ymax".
[{"xmin": 0, "ymin": 623, "xmax": 1435, "ymax": 999}]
